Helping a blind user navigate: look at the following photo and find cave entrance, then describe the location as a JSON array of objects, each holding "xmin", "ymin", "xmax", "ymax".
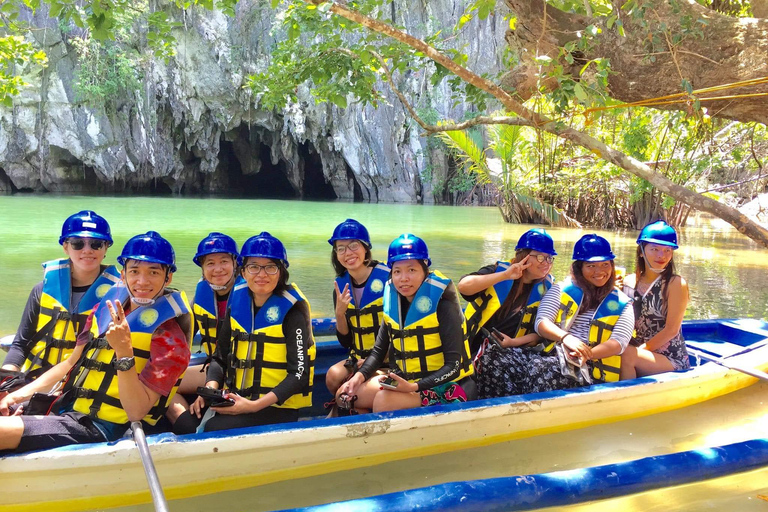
[
  {"xmin": 220, "ymin": 137, "xmax": 296, "ymax": 198},
  {"xmin": 218, "ymin": 127, "xmax": 337, "ymax": 200},
  {"xmin": 300, "ymin": 142, "xmax": 337, "ymax": 200}
]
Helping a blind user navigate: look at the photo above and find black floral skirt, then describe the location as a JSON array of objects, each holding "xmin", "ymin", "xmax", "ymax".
[{"xmin": 475, "ymin": 343, "xmax": 584, "ymax": 399}]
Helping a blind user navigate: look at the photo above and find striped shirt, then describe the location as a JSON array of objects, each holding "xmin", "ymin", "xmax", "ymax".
[{"xmin": 534, "ymin": 283, "xmax": 634, "ymax": 352}]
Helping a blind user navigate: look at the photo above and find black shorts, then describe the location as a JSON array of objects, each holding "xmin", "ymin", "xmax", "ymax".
[{"xmin": 16, "ymin": 412, "xmax": 108, "ymax": 454}]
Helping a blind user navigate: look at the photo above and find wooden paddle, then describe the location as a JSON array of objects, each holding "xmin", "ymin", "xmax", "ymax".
[
  {"xmin": 131, "ymin": 421, "xmax": 169, "ymax": 512},
  {"xmin": 687, "ymin": 346, "xmax": 768, "ymax": 382}
]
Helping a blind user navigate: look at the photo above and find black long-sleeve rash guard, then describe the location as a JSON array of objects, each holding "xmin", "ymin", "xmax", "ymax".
[
  {"xmin": 358, "ymin": 294, "xmax": 465, "ymax": 392},
  {"xmin": 208, "ymin": 303, "xmax": 311, "ymax": 405},
  {"xmin": 6, "ymin": 281, "xmax": 89, "ymax": 368}
]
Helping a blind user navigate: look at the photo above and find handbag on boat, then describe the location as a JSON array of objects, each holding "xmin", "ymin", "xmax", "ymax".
[{"xmin": 554, "ymin": 342, "xmax": 592, "ymax": 386}]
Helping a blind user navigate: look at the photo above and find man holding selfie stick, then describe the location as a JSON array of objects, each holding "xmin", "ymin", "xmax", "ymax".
[{"xmin": 0, "ymin": 231, "xmax": 191, "ymax": 453}]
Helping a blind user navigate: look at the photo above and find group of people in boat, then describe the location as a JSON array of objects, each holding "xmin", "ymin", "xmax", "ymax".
[{"xmin": 0, "ymin": 211, "xmax": 688, "ymax": 454}]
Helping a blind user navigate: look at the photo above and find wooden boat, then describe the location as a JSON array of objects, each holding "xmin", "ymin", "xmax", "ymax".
[
  {"xmin": 1, "ymin": 317, "xmax": 767, "ymax": 512},
  {"xmin": 280, "ymin": 437, "xmax": 768, "ymax": 511}
]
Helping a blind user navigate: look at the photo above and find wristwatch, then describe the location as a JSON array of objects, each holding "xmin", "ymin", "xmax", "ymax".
[{"xmin": 113, "ymin": 356, "xmax": 136, "ymax": 371}]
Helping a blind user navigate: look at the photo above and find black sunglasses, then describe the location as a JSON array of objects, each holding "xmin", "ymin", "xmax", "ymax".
[{"xmin": 68, "ymin": 239, "xmax": 106, "ymax": 250}]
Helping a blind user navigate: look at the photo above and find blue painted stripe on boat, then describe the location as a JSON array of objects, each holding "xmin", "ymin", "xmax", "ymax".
[{"xmin": 280, "ymin": 438, "xmax": 768, "ymax": 512}]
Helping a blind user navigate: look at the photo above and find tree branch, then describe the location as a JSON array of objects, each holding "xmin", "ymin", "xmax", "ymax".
[{"xmin": 303, "ymin": 0, "xmax": 768, "ymax": 247}]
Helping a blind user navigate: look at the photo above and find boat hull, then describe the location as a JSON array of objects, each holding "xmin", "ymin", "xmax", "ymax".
[{"xmin": 1, "ymin": 318, "xmax": 768, "ymax": 512}]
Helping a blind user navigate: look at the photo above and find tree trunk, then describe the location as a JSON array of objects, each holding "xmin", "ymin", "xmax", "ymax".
[
  {"xmin": 504, "ymin": 0, "xmax": 768, "ymax": 125},
  {"xmin": 307, "ymin": 0, "xmax": 768, "ymax": 247}
]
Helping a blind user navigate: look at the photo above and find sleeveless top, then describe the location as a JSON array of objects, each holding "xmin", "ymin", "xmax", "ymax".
[{"xmin": 626, "ymin": 276, "xmax": 690, "ymax": 371}]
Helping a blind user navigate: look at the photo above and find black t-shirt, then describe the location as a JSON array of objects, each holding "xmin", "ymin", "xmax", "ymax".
[{"xmin": 6, "ymin": 281, "xmax": 91, "ymax": 368}]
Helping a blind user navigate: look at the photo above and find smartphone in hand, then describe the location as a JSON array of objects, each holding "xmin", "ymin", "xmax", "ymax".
[
  {"xmin": 480, "ymin": 327, "xmax": 504, "ymax": 349},
  {"xmin": 380, "ymin": 376, "xmax": 398, "ymax": 390},
  {"xmin": 564, "ymin": 350, "xmax": 584, "ymax": 367}
]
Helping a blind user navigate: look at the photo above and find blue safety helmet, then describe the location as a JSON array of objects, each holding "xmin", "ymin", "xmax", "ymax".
[
  {"xmin": 193, "ymin": 232, "xmax": 240, "ymax": 267},
  {"xmin": 572, "ymin": 234, "xmax": 615, "ymax": 262},
  {"xmin": 637, "ymin": 220, "xmax": 679, "ymax": 249},
  {"xmin": 117, "ymin": 231, "xmax": 177, "ymax": 272},
  {"xmin": 59, "ymin": 210, "xmax": 113, "ymax": 246},
  {"xmin": 387, "ymin": 234, "xmax": 431, "ymax": 267},
  {"xmin": 328, "ymin": 219, "xmax": 372, "ymax": 248},
  {"xmin": 240, "ymin": 232, "xmax": 289, "ymax": 268},
  {"xmin": 515, "ymin": 228, "xmax": 557, "ymax": 256}
]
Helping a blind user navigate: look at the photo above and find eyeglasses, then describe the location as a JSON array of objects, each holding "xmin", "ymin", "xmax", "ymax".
[
  {"xmin": 335, "ymin": 241, "xmax": 362, "ymax": 254},
  {"xmin": 531, "ymin": 254, "xmax": 554, "ymax": 264},
  {"xmin": 68, "ymin": 239, "xmax": 106, "ymax": 251},
  {"xmin": 244, "ymin": 263, "xmax": 280, "ymax": 275}
]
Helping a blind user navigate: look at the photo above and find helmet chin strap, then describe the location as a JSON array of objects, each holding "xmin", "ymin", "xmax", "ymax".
[
  {"xmin": 128, "ymin": 270, "xmax": 169, "ymax": 306},
  {"xmin": 208, "ymin": 270, "xmax": 235, "ymax": 291},
  {"xmin": 641, "ymin": 246, "xmax": 667, "ymax": 274}
]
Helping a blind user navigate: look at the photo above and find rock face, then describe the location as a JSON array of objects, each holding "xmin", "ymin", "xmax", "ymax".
[{"xmin": 0, "ymin": 2, "xmax": 508, "ymax": 202}]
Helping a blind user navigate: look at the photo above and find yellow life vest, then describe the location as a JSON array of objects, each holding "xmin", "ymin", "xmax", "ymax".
[
  {"xmin": 555, "ymin": 280, "xmax": 631, "ymax": 382},
  {"xmin": 22, "ymin": 259, "xmax": 120, "ymax": 376},
  {"xmin": 192, "ymin": 276, "xmax": 243, "ymax": 356},
  {"xmin": 227, "ymin": 282, "xmax": 316, "ymax": 410},
  {"xmin": 70, "ymin": 284, "xmax": 192, "ymax": 426},
  {"xmin": 382, "ymin": 270, "xmax": 474, "ymax": 383},
  {"xmin": 335, "ymin": 263, "xmax": 390, "ymax": 358},
  {"xmin": 463, "ymin": 261, "xmax": 554, "ymax": 347}
]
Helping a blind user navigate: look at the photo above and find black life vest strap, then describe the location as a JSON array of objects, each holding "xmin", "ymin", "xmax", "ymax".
[
  {"xmin": 227, "ymin": 330, "xmax": 281, "ymax": 392},
  {"xmin": 197, "ymin": 315, "xmax": 218, "ymax": 355},
  {"xmin": 589, "ymin": 318, "xmax": 614, "ymax": 347},
  {"xmin": 557, "ymin": 301, "xmax": 577, "ymax": 329},
  {"xmin": 465, "ymin": 293, "xmax": 491, "ymax": 340}
]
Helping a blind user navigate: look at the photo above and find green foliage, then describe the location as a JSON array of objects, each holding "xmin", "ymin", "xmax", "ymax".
[
  {"xmin": 0, "ymin": 35, "xmax": 48, "ymax": 106},
  {"xmin": 72, "ymin": 38, "xmax": 142, "ymax": 106}
]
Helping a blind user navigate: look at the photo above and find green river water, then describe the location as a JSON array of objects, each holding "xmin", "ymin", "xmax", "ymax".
[{"xmin": 1, "ymin": 194, "xmax": 767, "ymax": 338}]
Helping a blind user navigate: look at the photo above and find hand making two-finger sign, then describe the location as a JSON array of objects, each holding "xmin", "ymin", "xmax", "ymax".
[
  {"xmin": 105, "ymin": 299, "xmax": 132, "ymax": 352},
  {"xmin": 334, "ymin": 281, "xmax": 352, "ymax": 315},
  {"xmin": 505, "ymin": 255, "xmax": 534, "ymax": 280}
]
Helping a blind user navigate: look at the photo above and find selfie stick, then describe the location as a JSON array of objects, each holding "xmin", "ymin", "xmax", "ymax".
[{"xmin": 131, "ymin": 421, "xmax": 170, "ymax": 512}]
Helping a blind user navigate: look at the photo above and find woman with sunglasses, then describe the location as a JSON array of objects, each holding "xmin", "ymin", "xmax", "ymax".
[
  {"xmin": 195, "ymin": 232, "xmax": 315, "ymax": 432},
  {"xmin": 496, "ymin": 234, "xmax": 634, "ymax": 395},
  {"xmin": 325, "ymin": 219, "xmax": 390, "ymax": 400},
  {"xmin": 335, "ymin": 234, "xmax": 475, "ymax": 413},
  {"xmin": 2, "ymin": 211, "xmax": 119, "ymax": 382},
  {"xmin": 458, "ymin": 229, "xmax": 557, "ymax": 399},
  {"xmin": 619, "ymin": 221, "xmax": 690, "ymax": 380}
]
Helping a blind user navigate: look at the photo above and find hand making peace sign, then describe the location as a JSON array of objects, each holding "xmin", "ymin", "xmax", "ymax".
[
  {"xmin": 105, "ymin": 299, "xmax": 133, "ymax": 354},
  {"xmin": 501, "ymin": 255, "xmax": 534, "ymax": 281}
]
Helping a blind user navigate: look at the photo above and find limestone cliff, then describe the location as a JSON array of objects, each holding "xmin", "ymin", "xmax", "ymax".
[{"xmin": 0, "ymin": 2, "xmax": 508, "ymax": 202}]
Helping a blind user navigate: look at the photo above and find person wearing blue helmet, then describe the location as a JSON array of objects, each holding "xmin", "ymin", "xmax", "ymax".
[
  {"xmin": 619, "ymin": 220, "xmax": 690, "ymax": 380},
  {"xmin": 0, "ymin": 232, "xmax": 192, "ymax": 453},
  {"xmin": 325, "ymin": 219, "xmax": 390, "ymax": 402},
  {"xmin": 458, "ymin": 229, "xmax": 558, "ymax": 399},
  {"xmin": 167, "ymin": 233, "xmax": 243, "ymax": 434},
  {"xmin": 459, "ymin": 228, "xmax": 557, "ymax": 354},
  {"xmin": 336, "ymin": 234, "xmax": 475, "ymax": 413},
  {"xmin": 2, "ymin": 211, "xmax": 120, "ymax": 386},
  {"xmin": 194, "ymin": 232, "xmax": 315, "ymax": 432},
  {"xmin": 486, "ymin": 234, "xmax": 634, "ymax": 396}
]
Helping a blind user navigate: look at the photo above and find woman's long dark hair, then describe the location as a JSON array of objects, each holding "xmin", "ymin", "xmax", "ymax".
[
  {"xmin": 331, "ymin": 242, "xmax": 373, "ymax": 277},
  {"xmin": 571, "ymin": 260, "xmax": 616, "ymax": 311},
  {"xmin": 635, "ymin": 243, "xmax": 677, "ymax": 302},
  {"xmin": 497, "ymin": 249, "xmax": 535, "ymax": 319}
]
